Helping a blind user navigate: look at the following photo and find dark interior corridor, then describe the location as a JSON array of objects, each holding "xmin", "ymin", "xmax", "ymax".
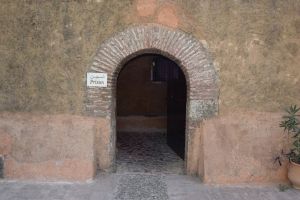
[{"xmin": 116, "ymin": 54, "xmax": 186, "ymax": 174}]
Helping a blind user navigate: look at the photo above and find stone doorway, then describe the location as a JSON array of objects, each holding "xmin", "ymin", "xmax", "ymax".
[
  {"xmin": 116, "ymin": 54, "xmax": 186, "ymax": 174},
  {"xmin": 86, "ymin": 24, "xmax": 219, "ymax": 177}
]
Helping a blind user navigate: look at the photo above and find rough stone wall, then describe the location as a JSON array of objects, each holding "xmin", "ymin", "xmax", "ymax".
[
  {"xmin": 0, "ymin": 0, "xmax": 299, "ymax": 113},
  {"xmin": 0, "ymin": 0, "xmax": 132, "ymax": 114}
]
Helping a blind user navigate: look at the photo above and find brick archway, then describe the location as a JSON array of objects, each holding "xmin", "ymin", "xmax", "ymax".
[{"xmin": 86, "ymin": 24, "xmax": 219, "ymax": 176}]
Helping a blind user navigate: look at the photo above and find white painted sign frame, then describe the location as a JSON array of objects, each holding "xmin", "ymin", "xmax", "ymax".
[{"xmin": 87, "ymin": 72, "xmax": 107, "ymax": 87}]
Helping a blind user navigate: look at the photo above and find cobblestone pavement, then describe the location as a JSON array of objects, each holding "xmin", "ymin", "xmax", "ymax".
[
  {"xmin": 0, "ymin": 132, "xmax": 299, "ymax": 200},
  {"xmin": 116, "ymin": 132, "xmax": 184, "ymax": 174},
  {"xmin": 115, "ymin": 174, "xmax": 168, "ymax": 200}
]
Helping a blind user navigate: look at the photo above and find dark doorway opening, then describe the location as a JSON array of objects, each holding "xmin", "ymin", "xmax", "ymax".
[{"xmin": 116, "ymin": 54, "xmax": 186, "ymax": 174}]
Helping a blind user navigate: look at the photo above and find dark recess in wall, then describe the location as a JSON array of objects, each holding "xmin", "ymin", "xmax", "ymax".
[
  {"xmin": 117, "ymin": 54, "xmax": 168, "ymax": 116},
  {"xmin": 0, "ymin": 157, "xmax": 4, "ymax": 178}
]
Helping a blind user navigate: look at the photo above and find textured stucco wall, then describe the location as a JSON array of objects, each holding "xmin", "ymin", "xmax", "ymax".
[
  {"xmin": 0, "ymin": 0, "xmax": 299, "ymax": 183},
  {"xmin": 0, "ymin": 0, "xmax": 299, "ymax": 113}
]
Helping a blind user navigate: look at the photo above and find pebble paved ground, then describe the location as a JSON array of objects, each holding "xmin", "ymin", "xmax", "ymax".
[
  {"xmin": 0, "ymin": 132, "xmax": 299, "ymax": 200},
  {"xmin": 116, "ymin": 132, "xmax": 184, "ymax": 174}
]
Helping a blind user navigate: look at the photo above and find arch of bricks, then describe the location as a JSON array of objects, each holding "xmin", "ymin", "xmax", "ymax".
[{"xmin": 86, "ymin": 24, "xmax": 219, "ymax": 174}]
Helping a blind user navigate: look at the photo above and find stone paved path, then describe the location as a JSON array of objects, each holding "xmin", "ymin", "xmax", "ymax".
[
  {"xmin": 0, "ymin": 173, "xmax": 299, "ymax": 200},
  {"xmin": 116, "ymin": 132, "xmax": 184, "ymax": 174}
]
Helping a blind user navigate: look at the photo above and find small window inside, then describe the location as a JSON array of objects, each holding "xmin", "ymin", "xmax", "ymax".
[{"xmin": 151, "ymin": 56, "xmax": 180, "ymax": 82}]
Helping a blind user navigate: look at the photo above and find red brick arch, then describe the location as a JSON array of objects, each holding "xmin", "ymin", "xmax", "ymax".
[{"xmin": 86, "ymin": 24, "xmax": 219, "ymax": 175}]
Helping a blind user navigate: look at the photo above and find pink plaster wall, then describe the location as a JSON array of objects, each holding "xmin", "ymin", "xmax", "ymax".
[
  {"xmin": 202, "ymin": 110, "xmax": 289, "ymax": 184},
  {"xmin": 0, "ymin": 112, "xmax": 99, "ymax": 181},
  {"xmin": 0, "ymin": 110, "xmax": 291, "ymax": 184}
]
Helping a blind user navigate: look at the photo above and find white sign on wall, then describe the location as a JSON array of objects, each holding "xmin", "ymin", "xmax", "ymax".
[{"xmin": 87, "ymin": 72, "xmax": 107, "ymax": 87}]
